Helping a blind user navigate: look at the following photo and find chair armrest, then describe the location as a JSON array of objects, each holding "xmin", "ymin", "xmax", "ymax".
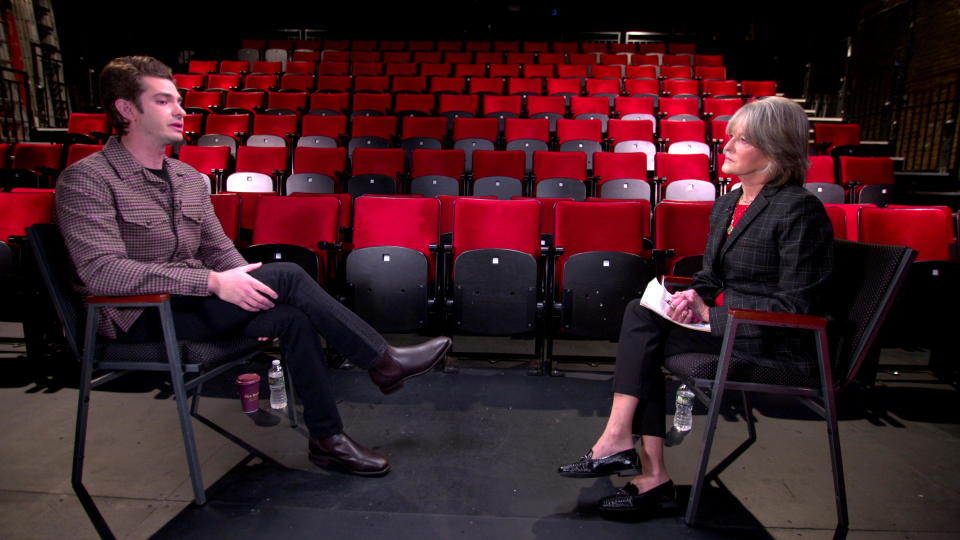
[
  {"xmin": 727, "ymin": 308, "xmax": 827, "ymax": 331},
  {"xmin": 86, "ymin": 294, "xmax": 171, "ymax": 306},
  {"xmin": 663, "ymin": 275, "xmax": 693, "ymax": 290}
]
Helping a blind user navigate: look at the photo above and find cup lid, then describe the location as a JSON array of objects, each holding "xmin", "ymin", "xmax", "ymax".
[{"xmin": 236, "ymin": 373, "xmax": 261, "ymax": 384}]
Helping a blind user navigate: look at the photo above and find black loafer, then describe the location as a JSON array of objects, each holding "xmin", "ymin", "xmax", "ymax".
[
  {"xmin": 558, "ymin": 448, "xmax": 641, "ymax": 478},
  {"xmin": 597, "ymin": 480, "xmax": 677, "ymax": 515}
]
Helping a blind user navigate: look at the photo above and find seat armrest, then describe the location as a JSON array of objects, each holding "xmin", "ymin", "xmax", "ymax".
[
  {"xmin": 727, "ymin": 308, "xmax": 826, "ymax": 331},
  {"xmin": 663, "ymin": 275, "xmax": 693, "ymax": 289},
  {"xmin": 86, "ymin": 294, "xmax": 171, "ymax": 307}
]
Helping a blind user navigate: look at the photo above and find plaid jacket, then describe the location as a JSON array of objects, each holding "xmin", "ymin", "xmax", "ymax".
[
  {"xmin": 55, "ymin": 138, "xmax": 246, "ymax": 338},
  {"xmin": 691, "ymin": 182, "xmax": 834, "ymax": 370}
]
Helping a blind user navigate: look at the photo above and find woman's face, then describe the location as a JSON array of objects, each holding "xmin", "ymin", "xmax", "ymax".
[{"xmin": 722, "ymin": 123, "xmax": 773, "ymax": 182}]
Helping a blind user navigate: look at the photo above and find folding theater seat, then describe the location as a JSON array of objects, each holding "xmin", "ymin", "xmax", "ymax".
[
  {"xmin": 185, "ymin": 60, "xmax": 218, "ymax": 75},
  {"xmin": 308, "ymin": 92, "xmax": 349, "ymax": 116},
  {"xmin": 266, "ymin": 91, "xmax": 308, "ymax": 113},
  {"xmin": 525, "ymin": 95, "xmax": 566, "ymax": 133},
  {"xmin": 351, "ymin": 50, "xmax": 380, "ymax": 61},
  {"xmin": 249, "ymin": 112, "xmax": 298, "ymax": 146},
  {"xmin": 662, "ymin": 78, "xmax": 700, "ymax": 98},
  {"xmin": 614, "ymin": 96, "xmax": 657, "ymax": 124},
  {"xmin": 533, "ymin": 150, "xmax": 588, "ymax": 200},
  {"xmin": 284, "ymin": 61, "xmax": 315, "ymax": 75},
  {"xmin": 506, "ymin": 52, "xmax": 535, "ymax": 64},
  {"xmin": 548, "ymin": 201, "xmax": 652, "ymax": 370},
  {"xmin": 702, "ymin": 80, "xmax": 739, "ymax": 98},
  {"xmin": 489, "ymin": 64, "xmax": 521, "ymax": 78},
  {"xmin": 508, "ymin": 77, "xmax": 544, "ymax": 96},
  {"xmin": 243, "ymin": 195, "xmax": 341, "ymax": 283},
  {"xmin": 279, "ymin": 74, "xmax": 315, "ymax": 92},
  {"xmin": 658, "ymin": 96, "xmax": 700, "ymax": 120},
  {"xmin": 385, "ymin": 63, "xmax": 418, "ymax": 77},
  {"xmin": 412, "ymin": 51, "xmax": 442, "ymax": 63},
  {"xmin": 207, "ymin": 74, "xmax": 242, "ymax": 91},
  {"xmin": 568, "ymin": 53, "xmax": 597, "ymax": 66},
  {"xmin": 179, "ymin": 145, "xmax": 231, "ymax": 192},
  {"xmin": 625, "ymin": 65, "xmax": 659, "ymax": 80},
  {"xmin": 346, "ymin": 196, "xmax": 442, "ymax": 332},
  {"xmin": 348, "ymin": 116, "xmax": 398, "ymax": 156},
  {"xmin": 317, "ymin": 61, "xmax": 349, "ymax": 76},
  {"xmin": 660, "ymin": 119, "xmax": 710, "ymax": 156},
  {"xmin": 557, "ymin": 64, "xmax": 589, "ymax": 79},
  {"xmin": 444, "ymin": 52, "xmax": 472, "ymax": 64},
  {"xmin": 481, "ymin": 95, "xmax": 522, "ymax": 132},
  {"xmin": 437, "ymin": 94, "xmax": 480, "ymax": 130},
  {"xmin": 661, "ymin": 66, "xmax": 693, "ymax": 80},
  {"xmin": 243, "ymin": 73, "xmax": 277, "ymax": 91},
  {"xmin": 209, "ymin": 193, "xmax": 241, "ymax": 242},
  {"xmin": 523, "ymin": 64, "xmax": 555, "ymax": 79},
  {"xmin": 6, "ymin": 143, "xmax": 63, "ymax": 189},
  {"xmin": 815, "ymin": 123, "xmax": 861, "ymax": 155},
  {"xmin": 226, "ymin": 90, "xmax": 266, "ymax": 113},
  {"xmin": 409, "ymin": 149, "xmax": 466, "ymax": 196},
  {"xmin": 205, "ymin": 112, "xmax": 252, "ymax": 142},
  {"xmin": 66, "ymin": 113, "xmax": 109, "ymax": 144},
  {"xmin": 289, "ymin": 146, "xmax": 347, "ymax": 193},
  {"xmin": 662, "ymin": 54, "xmax": 692, "ymax": 66},
  {"xmin": 858, "ymin": 206, "xmax": 958, "ymax": 361},
  {"xmin": 446, "ymin": 198, "xmax": 546, "ymax": 371},
  {"xmin": 437, "ymin": 195, "xmax": 497, "ymax": 236},
  {"xmin": 456, "ymin": 64, "xmax": 488, "ymax": 78},
  {"xmin": 556, "ymin": 118, "xmax": 603, "ymax": 171},
  {"xmin": 624, "ymin": 78, "xmax": 661, "ymax": 100},
  {"xmin": 740, "ymin": 80, "xmax": 777, "ymax": 98},
  {"xmin": 505, "ymin": 118, "xmax": 550, "ymax": 174},
  {"xmin": 471, "ymin": 150, "xmax": 526, "ymax": 199},
  {"xmin": 594, "ymin": 152, "xmax": 651, "ymax": 200},
  {"xmin": 353, "ymin": 75, "xmax": 389, "ymax": 93},
  {"xmin": 227, "ymin": 146, "xmax": 288, "ymax": 193},
  {"xmin": 653, "ymin": 200, "xmax": 714, "ymax": 276},
  {"xmin": 655, "ymin": 152, "xmax": 714, "ymax": 202},
  {"xmin": 694, "ymin": 54, "xmax": 723, "ymax": 67},
  {"xmin": 351, "ymin": 93, "xmax": 392, "ymax": 117},
  {"xmin": 430, "ymin": 76, "xmax": 467, "ymax": 95},
  {"xmin": 420, "ymin": 63, "xmax": 452, "ymax": 77},
  {"xmin": 391, "ymin": 75, "xmax": 428, "ymax": 94},
  {"xmin": 452, "ymin": 117, "xmax": 499, "ymax": 174},
  {"xmin": 537, "ymin": 53, "xmax": 565, "ymax": 65},
  {"xmin": 591, "ymin": 65, "xmax": 623, "ymax": 80},
  {"xmin": 570, "ymin": 96, "xmax": 612, "ymax": 132},
  {"xmin": 584, "ymin": 78, "xmax": 620, "ymax": 108},
  {"xmin": 315, "ymin": 75, "xmax": 352, "ymax": 93},
  {"xmin": 174, "ymin": 73, "xmax": 205, "ymax": 91},
  {"xmin": 183, "ymin": 90, "xmax": 223, "ymax": 112},
  {"xmin": 251, "ymin": 61, "xmax": 282, "ymax": 75},
  {"xmin": 394, "ymin": 94, "xmax": 436, "ymax": 117},
  {"xmin": 400, "ymin": 116, "xmax": 449, "ymax": 165},
  {"xmin": 608, "ymin": 119, "xmax": 657, "ymax": 173},
  {"xmin": 351, "ymin": 63, "xmax": 384, "ymax": 77},
  {"xmin": 839, "ymin": 156, "xmax": 895, "ymax": 204},
  {"xmin": 804, "ymin": 156, "xmax": 844, "ymax": 204},
  {"xmin": 64, "ymin": 144, "xmax": 104, "ymax": 167},
  {"xmin": 299, "ymin": 114, "xmax": 347, "ymax": 148},
  {"xmin": 546, "ymin": 78, "xmax": 582, "ymax": 105},
  {"xmin": 0, "ymin": 191, "xmax": 55, "ymax": 243},
  {"xmin": 347, "ymin": 148, "xmax": 405, "ymax": 197}
]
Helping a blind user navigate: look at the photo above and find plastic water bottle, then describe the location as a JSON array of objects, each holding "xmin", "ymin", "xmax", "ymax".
[
  {"xmin": 673, "ymin": 384, "xmax": 694, "ymax": 432},
  {"xmin": 268, "ymin": 360, "xmax": 287, "ymax": 410}
]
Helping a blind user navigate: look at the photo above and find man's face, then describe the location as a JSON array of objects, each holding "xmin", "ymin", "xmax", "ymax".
[{"xmin": 120, "ymin": 75, "xmax": 185, "ymax": 145}]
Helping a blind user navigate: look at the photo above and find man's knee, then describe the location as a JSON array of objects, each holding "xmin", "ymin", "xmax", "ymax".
[{"xmin": 249, "ymin": 261, "xmax": 311, "ymax": 288}]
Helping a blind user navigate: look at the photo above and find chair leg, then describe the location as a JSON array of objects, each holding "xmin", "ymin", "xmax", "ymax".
[
  {"xmin": 824, "ymin": 389, "xmax": 849, "ymax": 532},
  {"xmin": 159, "ymin": 304, "xmax": 207, "ymax": 506},
  {"xmin": 741, "ymin": 391, "xmax": 756, "ymax": 441},
  {"xmin": 72, "ymin": 309, "xmax": 115, "ymax": 539},
  {"xmin": 282, "ymin": 356, "xmax": 299, "ymax": 428}
]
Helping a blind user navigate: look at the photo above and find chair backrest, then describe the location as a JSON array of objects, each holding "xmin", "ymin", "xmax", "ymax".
[
  {"xmin": 27, "ymin": 224, "xmax": 84, "ymax": 357},
  {"xmin": 858, "ymin": 207, "xmax": 954, "ymax": 262},
  {"xmin": 554, "ymin": 201, "xmax": 649, "ymax": 286},
  {"xmin": 251, "ymin": 195, "xmax": 340, "ymax": 251},
  {"xmin": 452, "ymin": 198, "xmax": 541, "ymax": 259},
  {"xmin": 825, "ymin": 239, "xmax": 915, "ymax": 389},
  {"xmin": 0, "ymin": 191, "xmax": 56, "ymax": 242}
]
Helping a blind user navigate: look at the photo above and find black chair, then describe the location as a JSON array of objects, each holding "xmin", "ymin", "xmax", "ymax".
[
  {"xmin": 664, "ymin": 239, "xmax": 915, "ymax": 533},
  {"xmin": 27, "ymin": 224, "xmax": 297, "ymax": 539}
]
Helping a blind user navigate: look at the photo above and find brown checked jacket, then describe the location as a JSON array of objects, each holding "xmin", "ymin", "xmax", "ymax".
[{"xmin": 55, "ymin": 138, "xmax": 246, "ymax": 338}]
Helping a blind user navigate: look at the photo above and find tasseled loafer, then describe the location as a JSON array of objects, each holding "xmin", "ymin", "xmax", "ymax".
[
  {"xmin": 597, "ymin": 480, "xmax": 677, "ymax": 516},
  {"xmin": 557, "ymin": 448, "xmax": 641, "ymax": 478}
]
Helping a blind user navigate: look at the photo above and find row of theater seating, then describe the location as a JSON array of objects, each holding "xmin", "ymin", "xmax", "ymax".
[
  {"xmin": 173, "ymin": 72, "xmax": 761, "ymax": 94},
  {"xmin": 235, "ymin": 39, "xmax": 703, "ymax": 56}
]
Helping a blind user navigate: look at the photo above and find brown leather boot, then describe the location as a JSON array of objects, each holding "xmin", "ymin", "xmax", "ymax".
[
  {"xmin": 308, "ymin": 433, "xmax": 390, "ymax": 476},
  {"xmin": 369, "ymin": 336, "xmax": 452, "ymax": 394}
]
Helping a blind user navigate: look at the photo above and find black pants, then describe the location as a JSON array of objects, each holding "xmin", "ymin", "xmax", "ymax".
[
  {"xmin": 119, "ymin": 262, "xmax": 388, "ymax": 439},
  {"xmin": 613, "ymin": 299, "xmax": 723, "ymax": 438}
]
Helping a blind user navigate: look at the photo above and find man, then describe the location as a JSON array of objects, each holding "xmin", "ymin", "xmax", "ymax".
[{"xmin": 55, "ymin": 56, "xmax": 451, "ymax": 477}]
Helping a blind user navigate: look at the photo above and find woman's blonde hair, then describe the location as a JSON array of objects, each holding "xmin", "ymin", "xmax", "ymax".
[{"xmin": 727, "ymin": 96, "xmax": 810, "ymax": 186}]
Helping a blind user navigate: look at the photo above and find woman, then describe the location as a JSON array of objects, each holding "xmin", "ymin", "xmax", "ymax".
[{"xmin": 557, "ymin": 96, "xmax": 833, "ymax": 515}]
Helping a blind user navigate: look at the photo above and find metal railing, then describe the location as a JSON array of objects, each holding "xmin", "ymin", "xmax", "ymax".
[{"xmin": 0, "ymin": 67, "xmax": 31, "ymax": 142}]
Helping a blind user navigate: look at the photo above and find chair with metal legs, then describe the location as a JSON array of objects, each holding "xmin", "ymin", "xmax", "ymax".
[
  {"xmin": 664, "ymin": 239, "xmax": 915, "ymax": 533},
  {"xmin": 27, "ymin": 224, "xmax": 297, "ymax": 539}
]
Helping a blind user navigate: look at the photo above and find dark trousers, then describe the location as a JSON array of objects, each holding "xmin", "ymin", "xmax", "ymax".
[
  {"xmin": 119, "ymin": 262, "xmax": 388, "ymax": 439},
  {"xmin": 613, "ymin": 299, "xmax": 723, "ymax": 438}
]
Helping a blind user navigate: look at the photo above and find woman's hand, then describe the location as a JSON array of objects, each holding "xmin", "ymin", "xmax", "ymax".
[{"xmin": 666, "ymin": 289, "xmax": 710, "ymax": 324}]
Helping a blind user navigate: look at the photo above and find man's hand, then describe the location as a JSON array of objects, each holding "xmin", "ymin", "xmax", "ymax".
[
  {"xmin": 208, "ymin": 262, "xmax": 278, "ymax": 312},
  {"xmin": 666, "ymin": 289, "xmax": 710, "ymax": 324}
]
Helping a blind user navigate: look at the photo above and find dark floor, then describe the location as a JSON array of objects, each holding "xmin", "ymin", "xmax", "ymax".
[{"xmin": 2, "ymin": 328, "xmax": 959, "ymax": 539}]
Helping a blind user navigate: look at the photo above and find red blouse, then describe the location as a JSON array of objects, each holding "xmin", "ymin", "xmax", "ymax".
[{"xmin": 716, "ymin": 202, "xmax": 752, "ymax": 307}]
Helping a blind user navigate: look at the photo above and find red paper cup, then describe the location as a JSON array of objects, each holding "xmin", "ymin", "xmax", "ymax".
[{"xmin": 236, "ymin": 373, "xmax": 261, "ymax": 414}]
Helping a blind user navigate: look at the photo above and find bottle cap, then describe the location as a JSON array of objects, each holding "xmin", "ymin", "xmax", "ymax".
[{"xmin": 272, "ymin": 359, "xmax": 280, "ymax": 366}]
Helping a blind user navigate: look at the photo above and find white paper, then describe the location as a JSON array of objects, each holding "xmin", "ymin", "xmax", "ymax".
[{"xmin": 639, "ymin": 278, "xmax": 711, "ymax": 332}]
